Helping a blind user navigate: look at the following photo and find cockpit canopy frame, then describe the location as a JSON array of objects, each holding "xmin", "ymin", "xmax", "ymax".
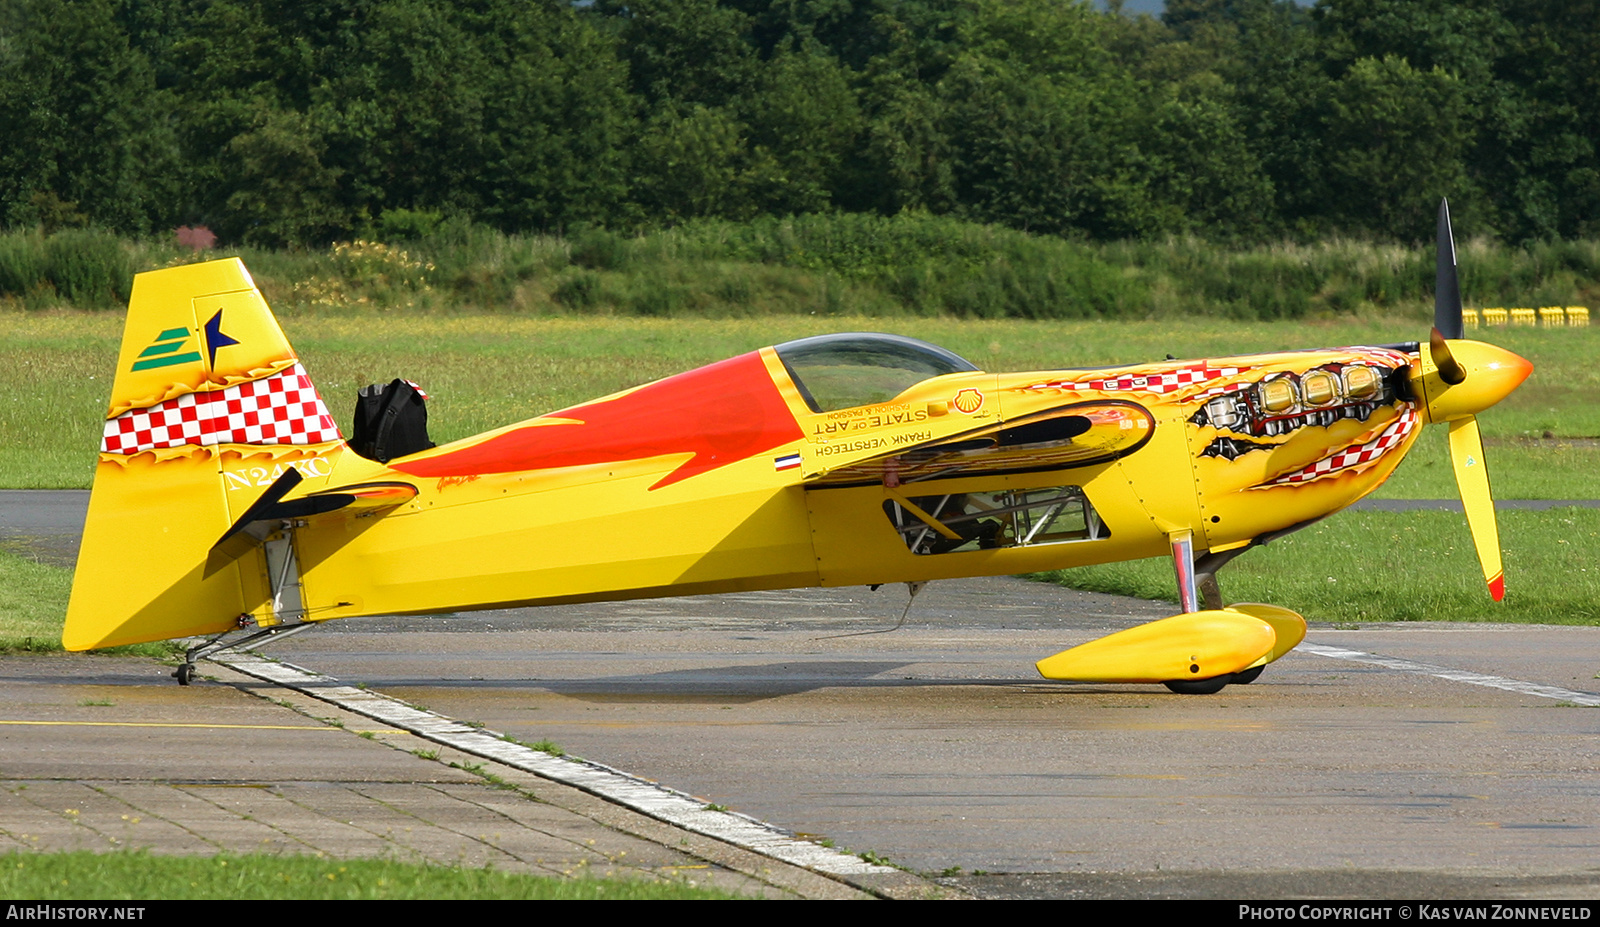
[{"xmin": 774, "ymin": 333, "xmax": 980, "ymax": 413}]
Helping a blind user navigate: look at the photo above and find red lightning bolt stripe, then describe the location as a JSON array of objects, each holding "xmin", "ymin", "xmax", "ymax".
[{"xmin": 391, "ymin": 352, "xmax": 803, "ymax": 490}]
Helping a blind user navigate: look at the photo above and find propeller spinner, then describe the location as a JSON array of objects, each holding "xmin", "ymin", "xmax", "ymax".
[{"xmin": 1411, "ymin": 199, "xmax": 1533, "ymax": 601}]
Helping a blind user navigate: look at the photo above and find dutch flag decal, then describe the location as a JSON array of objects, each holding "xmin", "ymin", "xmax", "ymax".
[{"xmin": 774, "ymin": 452, "xmax": 802, "ymax": 471}]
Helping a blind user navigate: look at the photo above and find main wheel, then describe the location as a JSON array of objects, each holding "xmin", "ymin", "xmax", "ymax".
[
  {"xmin": 1231, "ymin": 666, "xmax": 1264, "ymax": 684},
  {"xmin": 173, "ymin": 663, "xmax": 195, "ymax": 686},
  {"xmin": 1163, "ymin": 675, "xmax": 1230, "ymax": 695}
]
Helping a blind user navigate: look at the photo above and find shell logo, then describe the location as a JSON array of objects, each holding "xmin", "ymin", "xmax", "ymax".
[{"xmin": 952, "ymin": 388, "xmax": 985, "ymax": 414}]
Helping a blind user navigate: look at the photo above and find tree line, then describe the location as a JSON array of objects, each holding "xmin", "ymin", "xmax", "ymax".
[{"xmin": 2, "ymin": 0, "xmax": 1596, "ymax": 248}]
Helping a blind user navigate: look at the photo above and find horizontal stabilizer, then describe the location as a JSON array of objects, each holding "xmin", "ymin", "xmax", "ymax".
[
  {"xmin": 208, "ymin": 468, "xmax": 305, "ymax": 572},
  {"xmin": 209, "ymin": 472, "xmax": 417, "ymax": 573}
]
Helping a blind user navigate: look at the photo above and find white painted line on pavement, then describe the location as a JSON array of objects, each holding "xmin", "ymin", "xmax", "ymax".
[
  {"xmin": 212, "ymin": 650, "xmax": 897, "ymax": 879},
  {"xmin": 1300, "ymin": 642, "xmax": 1600, "ymax": 706}
]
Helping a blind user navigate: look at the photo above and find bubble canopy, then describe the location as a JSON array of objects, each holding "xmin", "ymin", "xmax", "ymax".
[{"xmin": 773, "ymin": 332, "xmax": 980, "ymax": 413}]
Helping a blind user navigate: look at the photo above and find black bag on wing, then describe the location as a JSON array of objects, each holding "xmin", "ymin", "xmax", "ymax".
[{"xmin": 351, "ymin": 378, "xmax": 436, "ymax": 462}]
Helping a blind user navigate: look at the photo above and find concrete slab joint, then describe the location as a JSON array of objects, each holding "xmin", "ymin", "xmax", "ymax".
[{"xmin": 207, "ymin": 649, "xmax": 952, "ymax": 900}]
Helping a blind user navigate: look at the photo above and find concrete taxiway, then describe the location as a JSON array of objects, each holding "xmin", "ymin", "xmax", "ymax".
[
  {"xmin": 0, "ymin": 652, "xmax": 893, "ymax": 898},
  {"xmin": 267, "ymin": 581, "xmax": 1600, "ymax": 899},
  {"xmin": 4, "ymin": 490, "xmax": 1600, "ymax": 898}
]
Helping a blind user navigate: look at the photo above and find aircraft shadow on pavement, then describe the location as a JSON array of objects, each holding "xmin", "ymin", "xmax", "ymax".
[{"xmin": 300, "ymin": 660, "xmax": 1053, "ymax": 703}]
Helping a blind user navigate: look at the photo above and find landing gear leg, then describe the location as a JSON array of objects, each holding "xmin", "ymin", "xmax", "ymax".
[
  {"xmin": 1156, "ymin": 544, "xmax": 1267, "ymax": 693},
  {"xmin": 1192, "ymin": 547, "xmax": 1274, "ymax": 685},
  {"xmin": 1170, "ymin": 532, "xmax": 1199, "ymax": 613},
  {"xmin": 1193, "ymin": 547, "xmax": 1250, "ymax": 612}
]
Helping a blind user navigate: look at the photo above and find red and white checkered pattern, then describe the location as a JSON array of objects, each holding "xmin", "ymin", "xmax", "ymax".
[
  {"xmin": 1028, "ymin": 364, "xmax": 1248, "ymax": 395},
  {"xmin": 1262, "ymin": 405, "xmax": 1418, "ymax": 486},
  {"xmin": 102, "ymin": 364, "xmax": 341, "ymax": 455},
  {"xmin": 1188, "ymin": 381, "xmax": 1253, "ymax": 403},
  {"xmin": 1343, "ymin": 346, "xmax": 1413, "ymax": 368}
]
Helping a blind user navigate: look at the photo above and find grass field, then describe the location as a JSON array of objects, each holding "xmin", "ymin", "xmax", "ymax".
[
  {"xmin": 0, "ymin": 549, "xmax": 73, "ymax": 650},
  {"xmin": 2, "ymin": 310, "xmax": 1596, "ymax": 645},
  {"xmin": 0, "ymin": 850, "xmax": 737, "ymax": 900},
  {"xmin": 0, "ymin": 550, "xmax": 177, "ymax": 656},
  {"xmin": 4, "ymin": 311, "xmax": 1597, "ymax": 492}
]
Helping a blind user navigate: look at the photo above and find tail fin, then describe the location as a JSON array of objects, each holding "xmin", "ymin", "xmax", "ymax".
[{"xmin": 64, "ymin": 259, "xmax": 345, "ymax": 650}]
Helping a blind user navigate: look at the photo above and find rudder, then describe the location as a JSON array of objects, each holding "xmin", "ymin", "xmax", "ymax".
[{"xmin": 64, "ymin": 259, "xmax": 344, "ymax": 650}]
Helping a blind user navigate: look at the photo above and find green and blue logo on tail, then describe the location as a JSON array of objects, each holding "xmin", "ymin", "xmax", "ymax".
[{"xmin": 130, "ymin": 326, "xmax": 201, "ymax": 371}]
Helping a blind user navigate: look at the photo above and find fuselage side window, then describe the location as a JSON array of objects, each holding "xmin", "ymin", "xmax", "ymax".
[{"xmin": 883, "ymin": 485, "xmax": 1111, "ymax": 555}]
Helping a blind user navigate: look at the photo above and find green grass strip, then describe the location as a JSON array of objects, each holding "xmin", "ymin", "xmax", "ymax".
[
  {"xmin": 0, "ymin": 549, "xmax": 72, "ymax": 652},
  {"xmin": 0, "ymin": 550, "xmax": 175, "ymax": 656},
  {"xmin": 0, "ymin": 850, "xmax": 738, "ymax": 900}
]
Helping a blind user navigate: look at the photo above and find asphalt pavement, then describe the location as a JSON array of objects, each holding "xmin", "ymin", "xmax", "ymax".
[
  {"xmin": 0, "ymin": 651, "xmax": 910, "ymax": 898},
  {"xmin": 4, "ymin": 490, "xmax": 1600, "ymax": 900}
]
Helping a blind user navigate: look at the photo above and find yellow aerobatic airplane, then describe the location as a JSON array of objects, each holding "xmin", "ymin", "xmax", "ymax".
[{"xmin": 65, "ymin": 202, "xmax": 1531, "ymax": 692}]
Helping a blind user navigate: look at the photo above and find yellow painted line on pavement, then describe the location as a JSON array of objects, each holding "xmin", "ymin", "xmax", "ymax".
[{"xmin": 0, "ymin": 719, "xmax": 390, "ymax": 732}]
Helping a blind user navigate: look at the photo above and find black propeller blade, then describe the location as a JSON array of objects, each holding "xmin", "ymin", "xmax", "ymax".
[{"xmin": 1434, "ymin": 198, "xmax": 1464, "ymax": 340}]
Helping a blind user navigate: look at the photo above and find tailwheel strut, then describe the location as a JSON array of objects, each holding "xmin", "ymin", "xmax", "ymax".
[{"xmin": 173, "ymin": 621, "xmax": 317, "ymax": 686}]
